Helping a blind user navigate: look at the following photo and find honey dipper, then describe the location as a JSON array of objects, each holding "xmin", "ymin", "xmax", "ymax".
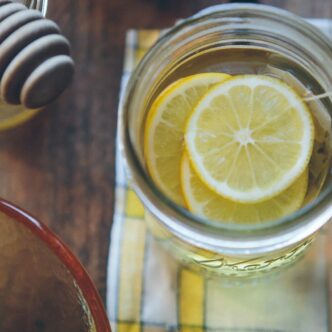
[{"xmin": 0, "ymin": 0, "xmax": 74, "ymax": 109}]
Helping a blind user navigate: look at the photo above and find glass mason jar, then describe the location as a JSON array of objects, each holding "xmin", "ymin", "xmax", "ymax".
[
  {"xmin": 120, "ymin": 4, "xmax": 332, "ymax": 278},
  {"xmin": 0, "ymin": 0, "xmax": 48, "ymax": 130}
]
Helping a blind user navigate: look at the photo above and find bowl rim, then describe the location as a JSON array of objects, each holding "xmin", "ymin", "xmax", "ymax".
[{"xmin": 0, "ymin": 198, "xmax": 111, "ymax": 332}]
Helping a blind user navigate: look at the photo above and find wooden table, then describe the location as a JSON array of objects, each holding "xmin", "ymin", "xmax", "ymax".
[{"xmin": 0, "ymin": 0, "xmax": 330, "ymax": 304}]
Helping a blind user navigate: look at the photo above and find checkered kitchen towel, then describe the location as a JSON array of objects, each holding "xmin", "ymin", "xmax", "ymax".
[{"xmin": 107, "ymin": 20, "xmax": 332, "ymax": 332}]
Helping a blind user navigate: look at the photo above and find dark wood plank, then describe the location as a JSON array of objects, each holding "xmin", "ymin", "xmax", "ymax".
[{"xmin": 0, "ymin": 0, "xmax": 329, "ymax": 303}]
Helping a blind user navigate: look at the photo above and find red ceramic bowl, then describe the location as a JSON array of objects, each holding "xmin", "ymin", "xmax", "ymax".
[{"xmin": 0, "ymin": 199, "xmax": 111, "ymax": 332}]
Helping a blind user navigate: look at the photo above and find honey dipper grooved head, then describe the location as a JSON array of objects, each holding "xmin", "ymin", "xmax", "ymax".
[
  {"xmin": 0, "ymin": 0, "xmax": 75, "ymax": 108},
  {"xmin": 2, "ymin": 34, "xmax": 70, "ymax": 104},
  {"xmin": 0, "ymin": 19, "xmax": 60, "ymax": 79},
  {"xmin": 0, "ymin": 1, "xmax": 13, "ymax": 6},
  {"xmin": 21, "ymin": 55, "xmax": 75, "ymax": 109},
  {"xmin": 0, "ymin": 3, "xmax": 26, "ymax": 21},
  {"xmin": 0, "ymin": 9, "xmax": 43, "ymax": 44}
]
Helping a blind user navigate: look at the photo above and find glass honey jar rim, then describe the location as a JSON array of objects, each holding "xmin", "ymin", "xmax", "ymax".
[
  {"xmin": 121, "ymin": 3, "xmax": 332, "ymax": 254},
  {"xmin": 26, "ymin": 0, "xmax": 48, "ymax": 15}
]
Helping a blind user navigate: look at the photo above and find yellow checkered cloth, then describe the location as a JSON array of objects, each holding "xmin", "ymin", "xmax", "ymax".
[{"xmin": 108, "ymin": 21, "xmax": 332, "ymax": 332}]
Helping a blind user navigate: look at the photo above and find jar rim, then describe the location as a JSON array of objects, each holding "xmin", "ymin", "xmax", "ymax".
[
  {"xmin": 195, "ymin": 3, "xmax": 332, "ymax": 47},
  {"xmin": 27, "ymin": 0, "xmax": 48, "ymax": 16},
  {"xmin": 41, "ymin": 0, "xmax": 48, "ymax": 16},
  {"xmin": 121, "ymin": 3, "xmax": 332, "ymax": 254}
]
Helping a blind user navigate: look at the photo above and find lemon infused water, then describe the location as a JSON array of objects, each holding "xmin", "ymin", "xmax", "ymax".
[
  {"xmin": 146, "ymin": 47, "xmax": 332, "ymax": 210},
  {"xmin": 121, "ymin": 4, "xmax": 332, "ymax": 278}
]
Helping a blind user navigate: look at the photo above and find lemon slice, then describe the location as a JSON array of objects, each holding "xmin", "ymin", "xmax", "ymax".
[
  {"xmin": 144, "ymin": 73, "xmax": 231, "ymax": 205},
  {"xmin": 181, "ymin": 153, "xmax": 308, "ymax": 224},
  {"xmin": 185, "ymin": 75, "xmax": 314, "ymax": 203}
]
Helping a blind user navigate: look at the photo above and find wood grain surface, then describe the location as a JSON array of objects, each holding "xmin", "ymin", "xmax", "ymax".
[{"xmin": 0, "ymin": 0, "xmax": 330, "ymax": 303}]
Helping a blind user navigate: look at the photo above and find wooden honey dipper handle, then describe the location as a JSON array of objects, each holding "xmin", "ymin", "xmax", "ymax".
[{"xmin": 0, "ymin": 0, "xmax": 74, "ymax": 109}]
